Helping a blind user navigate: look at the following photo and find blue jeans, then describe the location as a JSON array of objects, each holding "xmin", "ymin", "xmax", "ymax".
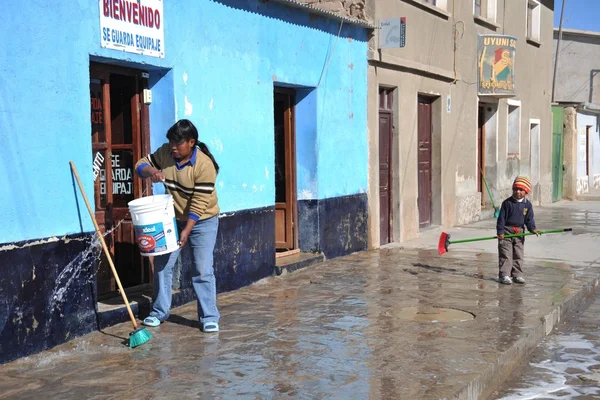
[{"xmin": 149, "ymin": 216, "xmax": 219, "ymax": 324}]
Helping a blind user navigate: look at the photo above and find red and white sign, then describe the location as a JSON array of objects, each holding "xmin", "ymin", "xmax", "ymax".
[
  {"xmin": 136, "ymin": 234, "xmax": 156, "ymax": 252},
  {"xmin": 99, "ymin": 0, "xmax": 165, "ymax": 58}
]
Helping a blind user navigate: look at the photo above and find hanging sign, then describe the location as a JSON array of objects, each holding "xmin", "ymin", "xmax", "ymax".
[
  {"xmin": 477, "ymin": 35, "xmax": 516, "ymax": 96},
  {"xmin": 378, "ymin": 18, "xmax": 406, "ymax": 49},
  {"xmin": 99, "ymin": 0, "xmax": 165, "ymax": 58}
]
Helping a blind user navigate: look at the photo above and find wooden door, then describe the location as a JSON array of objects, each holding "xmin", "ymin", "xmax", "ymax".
[
  {"xmin": 379, "ymin": 111, "xmax": 393, "ymax": 245},
  {"xmin": 90, "ymin": 63, "xmax": 150, "ymax": 296},
  {"xmin": 477, "ymin": 105, "xmax": 486, "ymax": 205},
  {"xmin": 274, "ymin": 91, "xmax": 297, "ymax": 251},
  {"xmin": 417, "ymin": 97, "xmax": 433, "ymax": 229},
  {"xmin": 379, "ymin": 88, "xmax": 394, "ymax": 245}
]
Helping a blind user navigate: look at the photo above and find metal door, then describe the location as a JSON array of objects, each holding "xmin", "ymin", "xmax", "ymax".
[{"xmin": 552, "ymin": 106, "xmax": 564, "ymax": 202}]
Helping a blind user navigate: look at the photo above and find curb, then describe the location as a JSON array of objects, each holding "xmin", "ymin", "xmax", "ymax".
[{"xmin": 453, "ymin": 268, "xmax": 600, "ymax": 400}]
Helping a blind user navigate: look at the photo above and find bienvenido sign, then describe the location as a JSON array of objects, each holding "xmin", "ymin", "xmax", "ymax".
[{"xmin": 99, "ymin": 0, "xmax": 165, "ymax": 58}]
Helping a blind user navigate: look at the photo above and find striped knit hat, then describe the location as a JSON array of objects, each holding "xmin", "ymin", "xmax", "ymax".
[{"xmin": 512, "ymin": 176, "xmax": 531, "ymax": 194}]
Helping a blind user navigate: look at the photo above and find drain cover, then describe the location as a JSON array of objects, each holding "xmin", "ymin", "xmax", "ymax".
[{"xmin": 395, "ymin": 306, "xmax": 475, "ymax": 322}]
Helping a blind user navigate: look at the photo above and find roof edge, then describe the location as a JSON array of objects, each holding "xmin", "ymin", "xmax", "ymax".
[
  {"xmin": 271, "ymin": 0, "xmax": 376, "ymax": 29},
  {"xmin": 553, "ymin": 27, "xmax": 600, "ymax": 39}
]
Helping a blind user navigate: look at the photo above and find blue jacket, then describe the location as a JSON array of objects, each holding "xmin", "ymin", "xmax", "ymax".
[{"xmin": 496, "ymin": 196, "xmax": 536, "ymax": 235}]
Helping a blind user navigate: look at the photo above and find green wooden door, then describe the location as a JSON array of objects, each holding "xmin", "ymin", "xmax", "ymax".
[{"xmin": 552, "ymin": 106, "xmax": 564, "ymax": 202}]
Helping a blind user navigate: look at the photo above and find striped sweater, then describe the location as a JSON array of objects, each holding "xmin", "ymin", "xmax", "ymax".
[{"xmin": 135, "ymin": 143, "xmax": 219, "ymax": 221}]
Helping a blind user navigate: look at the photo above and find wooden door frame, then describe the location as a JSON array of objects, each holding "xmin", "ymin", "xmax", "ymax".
[
  {"xmin": 274, "ymin": 87, "xmax": 298, "ymax": 252},
  {"xmin": 90, "ymin": 62, "xmax": 152, "ymax": 295},
  {"xmin": 90, "ymin": 62, "xmax": 152, "ymax": 206}
]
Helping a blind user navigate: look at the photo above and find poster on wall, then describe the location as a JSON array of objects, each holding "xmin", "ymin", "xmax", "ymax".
[
  {"xmin": 99, "ymin": 0, "xmax": 164, "ymax": 58},
  {"xmin": 477, "ymin": 35, "xmax": 516, "ymax": 96}
]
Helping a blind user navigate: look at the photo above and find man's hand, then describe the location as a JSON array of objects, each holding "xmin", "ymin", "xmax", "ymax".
[
  {"xmin": 179, "ymin": 228, "xmax": 191, "ymax": 248},
  {"xmin": 140, "ymin": 165, "xmax": 165, "ymax": 183},
  {"xmin": 497, "ymin": 234, "xmax": 504, "ymax": 240},
  {"xmin": 532, "ymin": 229, "xmax": 541, "ymax": 236},
  {"xmin": 150, "ymin": 170, "xmax": 165, "ymax": 183},
  {"xmin": 179, "ymin": 219, "xmax": 197, "ymax": 249}
]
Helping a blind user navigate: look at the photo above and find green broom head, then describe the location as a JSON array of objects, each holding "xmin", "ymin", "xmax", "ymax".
[{"xmin": 129, "ymin": 326, "xmax": 152, "ymax": 348}]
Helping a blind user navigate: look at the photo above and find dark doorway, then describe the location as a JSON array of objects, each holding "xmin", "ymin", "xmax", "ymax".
[
  {"xmin": 90, "ymin": 63, "xmax": 151, "ymax": 297},
  {"xmin": 417, "ymin": 97, "xmax": 433, "ymax": 229},
  {"xmin": 477, "ymin": 104, "xmax": 486, "ymax": 206},
  {"xmin": 379, "ymin": 88, "xmax": 394, "ymax": 245},
  {"xmin": 274, "ymin": 89, "xmax": 297, "ymax": 252}
]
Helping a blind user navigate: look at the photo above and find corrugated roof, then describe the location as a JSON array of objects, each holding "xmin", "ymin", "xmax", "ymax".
[{"xmin": 272, "ymin": 0, "xmax": 376, "ymax": 29}]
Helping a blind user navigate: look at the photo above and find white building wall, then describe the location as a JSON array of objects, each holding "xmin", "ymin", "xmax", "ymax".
[{"xmin": 575, "ymin": 112, "xmax": 600, "ymax": 193}]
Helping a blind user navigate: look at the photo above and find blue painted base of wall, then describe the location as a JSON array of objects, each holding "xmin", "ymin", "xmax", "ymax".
[
  {"xmin": 0, "ymin": 233, "xmax": 98, "ymax": 364},
  {"xmin": 217, "ymin": 207, "xmax": 276, "ymax": 291},
  {"xmin": 0, "ymin": 195, "xmax": 366, "ymax": 364},
  {"xmin": 298, "ymin": 193, "xmax": 368, "ymax": 258}
]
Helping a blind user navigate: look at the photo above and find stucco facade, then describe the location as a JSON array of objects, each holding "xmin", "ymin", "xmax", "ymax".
[
  {"xmin": 553, "ymin": 29, "xmax": 600, "ymax": 104},
  {"xmin": 552, "ymin": 29, "xmax": 600, "ymax": 198},
  {"xmin": 367, "ymin": 0, "xmax": 555, "ymax": 246}
]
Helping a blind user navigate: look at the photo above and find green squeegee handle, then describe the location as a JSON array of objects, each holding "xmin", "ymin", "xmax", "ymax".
[
  {"xmin": 449, "ymin": 228, "xmax": 572, "ymax": 245},
  {"xmin": 479, "ymin": 167, "xmax": 497, "ymax": 209}
]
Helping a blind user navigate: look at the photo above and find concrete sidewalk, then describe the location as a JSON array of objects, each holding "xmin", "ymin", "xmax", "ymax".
[{"xmin": 1, "ymin": 201, "xmax": 600, "ymax": 399}]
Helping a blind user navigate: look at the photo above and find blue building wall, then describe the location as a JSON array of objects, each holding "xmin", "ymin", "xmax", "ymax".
[{"xmin": 0, "ymin": 0, "xmax": 368, "ymax": 363}]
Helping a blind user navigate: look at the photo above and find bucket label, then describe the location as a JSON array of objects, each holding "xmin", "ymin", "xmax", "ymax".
[{"xmin": 134, "ymin": 219, "xmax": 178, "ymax": 254}]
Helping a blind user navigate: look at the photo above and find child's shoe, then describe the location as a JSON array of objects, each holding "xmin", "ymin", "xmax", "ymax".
[
  {"xmin": 513, "ymin": 276, "xmax": 525, "ymax": 284},
  {"xmin": 499, "ymin": 276, "xmax": 512, "ymax": 285}
]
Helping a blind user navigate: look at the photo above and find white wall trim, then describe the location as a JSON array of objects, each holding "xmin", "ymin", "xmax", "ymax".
[
  {"xmin": 529, "ymin": 118, "xmax": 541, "ymax": 125},
  {"xmin": 507, "ymin": 99, "xmax": 521, "ymax": 107},
  {"xmin": 507, "ymin": 104, "xmax": 521, "ymax": 158},
  {"xmin": 526, "ymin": 0, "xmax": 542, "ymax": 42}
]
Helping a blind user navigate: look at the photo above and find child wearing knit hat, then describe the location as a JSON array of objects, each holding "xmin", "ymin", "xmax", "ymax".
[{"xmin": 496, "ymin": 176, "xmax": 540, "ymax": 285}]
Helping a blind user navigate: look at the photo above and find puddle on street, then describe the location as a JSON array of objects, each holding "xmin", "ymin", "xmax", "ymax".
[{"xmin": 394, "ymin": 306, "xmax": 475, "ymax": 322}]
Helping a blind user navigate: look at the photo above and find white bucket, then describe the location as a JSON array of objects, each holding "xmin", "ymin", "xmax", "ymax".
[{"xmin": 128, "ymin": 194, "xmax": 180, "ymax": 257}]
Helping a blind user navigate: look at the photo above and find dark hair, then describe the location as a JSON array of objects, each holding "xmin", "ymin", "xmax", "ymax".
[{"xmin": 166, "ymin": 119, "xmax": 219, "ymax": 174}]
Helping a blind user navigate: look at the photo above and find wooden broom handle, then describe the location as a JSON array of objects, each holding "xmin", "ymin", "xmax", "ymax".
[{"xmin": 70, "ymin": 161, "xmax": 138, "ymax": 329}]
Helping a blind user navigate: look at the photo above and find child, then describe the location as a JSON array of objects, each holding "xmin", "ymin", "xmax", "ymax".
[{"xmin": 496, "ymin": 176, "xmax": 540, "ymax": 285}]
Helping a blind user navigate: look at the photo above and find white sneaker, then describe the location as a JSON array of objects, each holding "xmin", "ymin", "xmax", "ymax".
[
  {"xmin": 500, "ymin": 276, "xmax": 512, "ymax": 285},
  {"xmin": 202, "ymin": 322, "xmax": 219, "ymax": 333},
  {"xmin": 513, "ymin": 276, "xmax": 526, "ymax": 284}
]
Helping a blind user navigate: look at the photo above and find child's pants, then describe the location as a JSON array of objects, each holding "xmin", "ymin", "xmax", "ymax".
[{"xmin": 498, "ymin": 227, "xmax": 525, "ymax": 278}]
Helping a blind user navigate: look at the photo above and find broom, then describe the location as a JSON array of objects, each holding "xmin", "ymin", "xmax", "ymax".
[
  {"xmin": 70, "ymin": 161, "xmax": 152, "ymax": 348},
  {"xmin": 437, "ymin": 228, "xmax": 573, "ymax": 255},
  {"xmin": 480, "ymin": 166, "xmax": 500, "ymax": 218}
]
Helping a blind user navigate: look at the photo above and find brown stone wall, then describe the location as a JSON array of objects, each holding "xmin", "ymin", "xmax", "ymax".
[{"xmin": 296, "ymin": 0, "xmax": 370, "ymax": 22}]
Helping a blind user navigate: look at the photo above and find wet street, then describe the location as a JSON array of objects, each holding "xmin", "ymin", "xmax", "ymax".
[
  {"xmin": 1, "ymin": 201, "xmax": 600, "ymax": 399},
  {"xmin": 492, "ymin": 291, "xmax": 600, "ymax": 400}
]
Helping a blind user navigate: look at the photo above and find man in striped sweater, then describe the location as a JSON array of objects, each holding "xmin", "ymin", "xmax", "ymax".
[{"xmin": 135, "ymin": 119, "xmax": 221, "ymax": 333}]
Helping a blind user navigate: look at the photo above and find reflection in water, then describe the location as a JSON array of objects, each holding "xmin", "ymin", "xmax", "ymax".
[{"xmin": 496, "ymin": 286, "xmax": 524, "ymax": 352}]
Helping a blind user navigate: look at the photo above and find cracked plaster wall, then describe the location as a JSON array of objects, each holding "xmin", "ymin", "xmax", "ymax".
[{"xmin": 295, "ymin": 0, "xmax": 372, "ymax": 22}]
